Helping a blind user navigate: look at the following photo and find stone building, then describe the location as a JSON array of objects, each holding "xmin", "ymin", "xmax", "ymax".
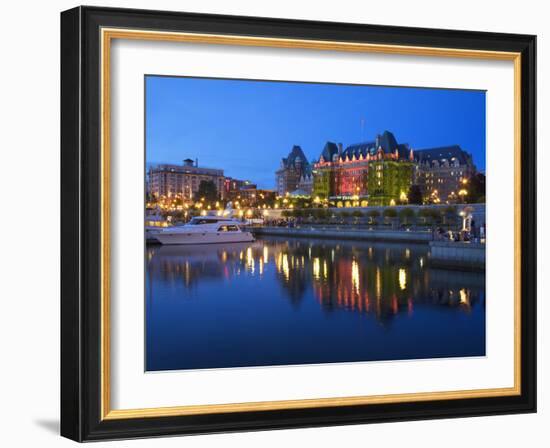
[
  {"xmin": 148, "ymin": 158, "xmax": 225, "ymax": 200},
  {"xmin": 312, "ymin": 131, "xmax": 414, "ymax": 205},
  {"xmin": 275, "ymin": 145, "xmax": 311, "ymax": 196},
  {"xmin": 312, "ymin": 142, "xmax": 340, "ymax": 198},
  {"xmin": 295, "ymin": 167, "xmax": 314, "ymax": 195},
  {"xmin": 413, "ymin": 145, "xmax": 476, "ymax": 203}
]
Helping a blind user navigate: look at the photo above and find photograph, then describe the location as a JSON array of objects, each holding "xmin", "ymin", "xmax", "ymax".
[
  {"xmin": 56, "ymin": 4, "xmax": 538, "ymax": 442},
  {"xmin": 144, "ymin": 76, "xmax": 487, "ymax": 372}
]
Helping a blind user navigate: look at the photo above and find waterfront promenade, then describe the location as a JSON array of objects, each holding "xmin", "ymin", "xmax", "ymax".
[
  {"xmin": 251, "ymin": 226, "xmax": 433, "ymax": 243},
  {"xmin": 250, "ymin": 225, "xmax": 485, "ymax": 271}
]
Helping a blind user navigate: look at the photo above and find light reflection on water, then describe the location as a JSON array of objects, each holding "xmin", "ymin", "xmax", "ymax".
[{"xmin": 146, "ymin": 236, "xmax": 485, "ymax": 371}]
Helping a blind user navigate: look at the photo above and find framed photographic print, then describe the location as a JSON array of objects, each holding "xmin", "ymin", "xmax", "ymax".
[{"xmin": 60, "ymin": 6, "xmax": 536, "ymax": 442}]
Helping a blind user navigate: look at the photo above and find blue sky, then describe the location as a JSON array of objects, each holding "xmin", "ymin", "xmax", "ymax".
[{"xmin": 146, "ymin": 76, "xmax": 486, "ymax": 189}]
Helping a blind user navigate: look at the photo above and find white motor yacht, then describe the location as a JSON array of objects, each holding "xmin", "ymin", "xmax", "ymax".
[{"xmin": 153, "ymin": 216, "xmax": 255, "ymax": 245}]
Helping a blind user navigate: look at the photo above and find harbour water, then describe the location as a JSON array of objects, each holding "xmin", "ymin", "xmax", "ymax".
[{"xmin": 146, "ymin": 236, "xmax": 485, "ymax": 371}]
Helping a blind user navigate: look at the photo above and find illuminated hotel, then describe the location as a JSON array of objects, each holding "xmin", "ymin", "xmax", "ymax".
[
  {"xmin": 312, "ymin": 131, "xmax": 414, "ymax": 205},
  {"xmin": 278, "ymin": 130, "xmax": 478, "ymax": 205}
]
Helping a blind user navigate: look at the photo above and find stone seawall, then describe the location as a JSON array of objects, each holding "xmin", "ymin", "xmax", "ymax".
[
  {"xmin": 429, "ymin": 241, "xmax": 485, "ymax": 271},
  {"xmin": 251, "ymin": 226, "xmax": 433, "ymax": 243}
]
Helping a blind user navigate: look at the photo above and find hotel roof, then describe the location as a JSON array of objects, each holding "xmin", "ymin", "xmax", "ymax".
[
  {"xmin": 282, "ymin": 145, "xmax": 310, "ymax": 168},
  {"xmin": 414, "ymin": 145, "xmax": 472, "ymax": 165},
  {"xmin": 342, "ymin": 131, "xmax": 410, "ymax": 160}
]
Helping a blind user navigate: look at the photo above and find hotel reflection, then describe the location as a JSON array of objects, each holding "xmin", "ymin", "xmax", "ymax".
[{"xmin": 146, "ymin": 238, "xmax": 484, "ymax": 324}]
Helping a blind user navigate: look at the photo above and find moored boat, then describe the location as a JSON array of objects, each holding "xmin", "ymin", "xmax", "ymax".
[{"xmin": 153, "ymin": 216, "xmax": 254, "ymax": 245}]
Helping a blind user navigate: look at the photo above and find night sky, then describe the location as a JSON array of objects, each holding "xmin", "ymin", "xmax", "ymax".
[{"xmin": 146, "ymin": 75, "xmax": 486, "ymax": 190}]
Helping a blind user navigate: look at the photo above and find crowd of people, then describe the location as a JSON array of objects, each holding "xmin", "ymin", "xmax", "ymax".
[{"xmin": 434, "ymin": 219, "xmax": 486, "ymax": 243}]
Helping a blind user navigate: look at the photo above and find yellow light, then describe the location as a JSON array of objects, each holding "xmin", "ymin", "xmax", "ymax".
[
  {"xmin": 459, "ymin": 288, "xmax": 470, "ymax": 306},
  {"xmin": 313, "ymin": 257, "xmax": 320, "ymax": 280},
  {"xmin": 282, "ymin": 254, "xmax": 290, "ymax": 281},
  {"xmin": 390, "ymin": 199, "xmax": 396, "ymax": 206},
  {"xmin": 351, "ymin": 259, "xmax": 360, "ymax": 293},
  {"xmin": 398, "ymin": 268, "xmax": 407, "ymax": 290},
  {"xmin": 246, "ymin": 247, "xmax": 254, "ymax": 274},
  {"xmin": 376, "ymin": 267, "xmax": 382, "ymax": 300}
]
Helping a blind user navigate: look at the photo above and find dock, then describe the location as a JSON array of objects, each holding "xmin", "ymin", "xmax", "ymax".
[{"xmin": 250, "ymin": 226, "xmax": 433, "ymax": 243}]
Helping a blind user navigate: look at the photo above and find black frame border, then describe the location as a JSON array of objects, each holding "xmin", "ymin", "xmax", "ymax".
[{"xmin": 61, "ymin": 6, "xmax": 536, "ymax": 442}]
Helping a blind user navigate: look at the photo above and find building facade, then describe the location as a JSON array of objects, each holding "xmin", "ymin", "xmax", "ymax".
[
  {"xmin": 148, "ymin": 158, "xmax": 225, "ymax": 200},
  {"xmin": 275, "ymin": 145, "xmax": 311, "ymax": 196},
  {"xmin": 295, "ymin": 169, "xmax": 314, "ymax": 195},
  {"xmin": 414, "ymin": 145, "xmax": 476, "ymax": 203},
  {"xmin": 312, "ymin": 131, "xmax": 414, "ymax": 205},
  {"xmin": 312, "ymin": 142, "xmax": 340, "ymax": 198},
  {"xmin": 367, "ymin": 159, "xmax": 414, "ymax": 206}
]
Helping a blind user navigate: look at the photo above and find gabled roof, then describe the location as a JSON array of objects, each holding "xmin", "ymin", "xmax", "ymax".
[
  {"xmin": 342, "ymin": 131, "xmax": 410, "ymax": 160},
  {"xmin": 342, "ymin": 141, "xmax": 376, "ymax": 159},
  {"xmin": 320, "ymin": 141, "xmax": 339, "ymax": 162},
  {"xmin": 283, "ymin": 145, "xmax": 310, "ymax": 168},
  {"xmin": 414, "ymin": 145, "xmax": 473, "ymax": 165}
]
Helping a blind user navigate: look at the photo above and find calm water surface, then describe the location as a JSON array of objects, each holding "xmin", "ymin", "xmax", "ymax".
[{"xmin": 146, "ymin": 236, "xmax": 485, "ymax": 371}]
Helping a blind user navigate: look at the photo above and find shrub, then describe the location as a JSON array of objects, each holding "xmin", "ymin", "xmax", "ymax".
[
  {"xmin": 351, "ymin": 210, "xmax": 364, "ymax": 218},
  {"xmin": 442, "ymin": 206, "xmax": 457, "ymax": 225},
  {"xmin": 366, "ymin": 209, "xmax": 380, "ymax": 224},
  {"xmin": 383, "ymin": 208, "xmax": 398, "ymax": 218},
  {"xmin": 418, "ymin": 208, "xmax": 441, "ymax": 225},
  {"xmin": 281, "ymin": 210, "xmax": 292, "ymax": 218},
  {"xmin": 313, "ymin": 208, "xmax": 329, "ymax": 220},
  {"xmin": 398, "ymin": 208, "xmax": 416, "ymax": 224}
]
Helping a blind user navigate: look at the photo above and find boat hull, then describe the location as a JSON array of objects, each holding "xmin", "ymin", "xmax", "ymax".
[{"xmin": 155, "ymin": 231, "xmax": 255, "ymax": 245}]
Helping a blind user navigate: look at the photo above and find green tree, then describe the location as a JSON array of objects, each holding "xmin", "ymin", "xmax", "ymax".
[
  {"xmin": 366, "ymin": 209, "xmax": 380, "ymax": 225},
  {"xmin": 383, "ymin": 208, "xmax": 398, "ymax": 218},
  {"xmin": 407, "ymin": 184, "xmax": 423, "ymax": 205},
  {"xmin": 442, "ymin": 206, "xmax": 457, "ymax": 226},
  {"xmin": 418, "ymin": 208, "xmax": 441, "ymax": 226},
  {"xmin": 196, "ymin": 180, "xmax": 218, "ymax": 202},
  {"xmin": 281, "ymin": 210, "xmax": 292, "ymax": 218},
  {"xmin": 398, "ymin": 208, "xmax": 416, "ymax": 225},
  {"xmin": 383, "ymin": 208, "xmax": 398, "ymax": 225},
  {"xmin": 312, "ymin": 208, "xmax": 328, "ymax": 220},
  {"xmin": 467, "ymin": 173, "xmax": 486, "ymax": 203}
]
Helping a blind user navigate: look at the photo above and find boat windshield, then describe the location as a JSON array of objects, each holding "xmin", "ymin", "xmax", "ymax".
[
  {"xmin": 217, "ymin": 225, "xmax": 240, "ymax": 232},
  {"xmin": 188, "ymin": 217, "xmax": 233, "ymax": 225}
]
